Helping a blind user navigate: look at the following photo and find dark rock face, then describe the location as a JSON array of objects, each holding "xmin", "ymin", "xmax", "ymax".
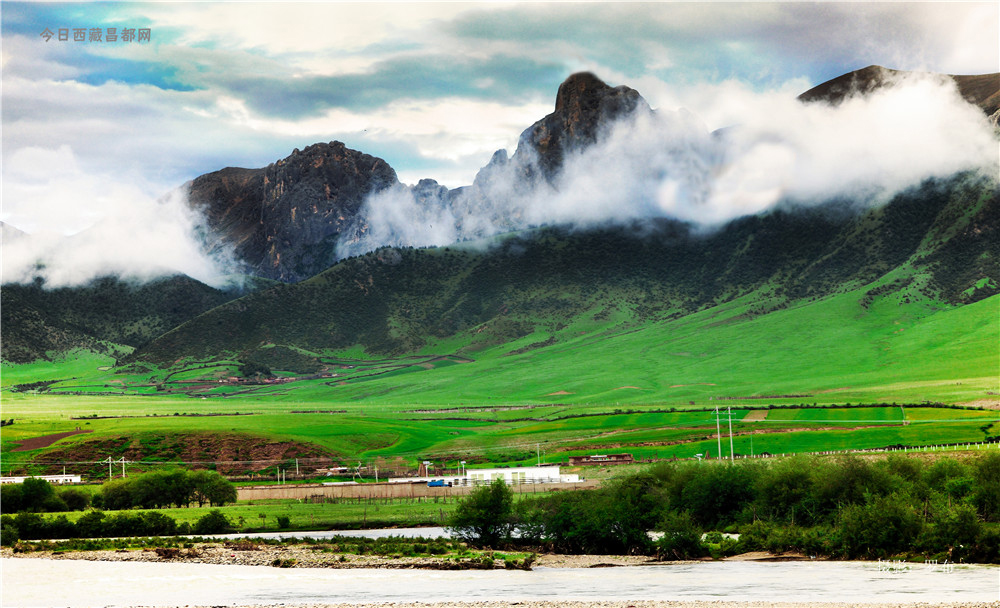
[
  {"xmin": 513, "ymin": 72, "xmax": 650, "ymax": 180},
  {"xmin": 187, "ymin": 141, "xmax": 398, "ymax": 282}
]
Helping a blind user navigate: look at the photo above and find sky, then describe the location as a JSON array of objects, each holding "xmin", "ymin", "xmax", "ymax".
[{"xmin": 1, "ymin": 1, "xmax": 998, "ymax": 284}]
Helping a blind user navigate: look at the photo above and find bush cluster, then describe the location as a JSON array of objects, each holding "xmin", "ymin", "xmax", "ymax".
[
  {"xmin": 448, "ymin": 453, "xmax": 1000, "ymax": 562},
  {"xmin": 0, "ymin": 509, "xmax": 233, "ymax": 543},
  {"xmin": 1, "ymin": 478, "xmax": 91, "ymax": 514},
  {"xmin": 92, "ymin": 469, "xmax": 237, "ymax": 510}
]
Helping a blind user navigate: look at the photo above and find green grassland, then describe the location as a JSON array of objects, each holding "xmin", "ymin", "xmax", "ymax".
[
  {"xmin": 2, "ymin": 286, "xmax": 997, "ymax": 475},
  {"xmin": 30, "ymin": 496, "xmax": 463, "ymax": 532}
]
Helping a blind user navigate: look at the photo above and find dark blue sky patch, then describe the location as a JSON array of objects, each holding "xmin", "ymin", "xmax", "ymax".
[
  {"xmin": 70, "ymin": 53, "xmax": 199, "ymax": 91},
  {"xmin": 222, "ymin": 53, "xmax": 564, "ymax": 119}
]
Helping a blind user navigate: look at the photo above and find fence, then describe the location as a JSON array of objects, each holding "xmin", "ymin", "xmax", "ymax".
[{"xmin": 237, "ymin": 479, "xmax": 599, "ymax": 501}]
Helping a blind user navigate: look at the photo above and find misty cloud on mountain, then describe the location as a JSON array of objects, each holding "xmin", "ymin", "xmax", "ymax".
[
  {"xmin": 342, "ymin": 70, "xmax": 998, "ymax": 257},
  {"xmin": 1, "ymin": 146, "xmax": 238, "ymax": 288}
]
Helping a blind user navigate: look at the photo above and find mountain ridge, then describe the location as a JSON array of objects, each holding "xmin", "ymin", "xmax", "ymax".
[
  {"xmin": 187, "ymin": 67, "xmax": 1000, "ymax": 283},
  {"xmin": 133, "ymin": 171, "xmax": 998, "ymax": 367}
]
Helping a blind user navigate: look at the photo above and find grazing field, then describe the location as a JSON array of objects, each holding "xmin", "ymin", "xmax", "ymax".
[
  {"xmin": 3, "ymin": 392, "xmax": 997, "ymax": 478},
  {"xmin": 2, "ymin": 292, "xmax": 996, "ymax": 476}
]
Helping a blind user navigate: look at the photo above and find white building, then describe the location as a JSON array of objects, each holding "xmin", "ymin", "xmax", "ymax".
[{"xmin": 389, "ymin": 465, "xmax": 579, "ymax": 487}]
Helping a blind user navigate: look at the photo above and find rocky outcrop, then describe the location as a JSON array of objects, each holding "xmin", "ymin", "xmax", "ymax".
[
  {"xmin": 187, "ymin": 74, "xmax": 653, "ymax": 280},
  {"xmin": 187, "ymin": 141, "xmax": 398, "ymax": 282},
  {"xmin": 513, "ymin": 72, "xmax": 650, "ymax": 181}
]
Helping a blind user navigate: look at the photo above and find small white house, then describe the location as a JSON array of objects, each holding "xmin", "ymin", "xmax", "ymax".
[
  {"xmin": 389, "ymin": 465, "xmax": 579, "ymax": 487},
  {"xmin": 0, "ymin": 474, "xmax": 82, "ymax": 485}
]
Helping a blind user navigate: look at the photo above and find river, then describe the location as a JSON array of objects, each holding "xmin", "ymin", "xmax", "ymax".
[{"xmin": 3, "ymin": 558, "xmax": 998, "ymax": 607}]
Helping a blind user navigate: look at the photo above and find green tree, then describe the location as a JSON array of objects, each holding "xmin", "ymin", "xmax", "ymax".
[
  {"xmin": 19, "ymin": 478, "xmax": 56, "ymax": 512},
  {"xmin": 189, "ymin": 470, "xmax": 237, "ymax": 507},
  {"xmin": 0, "ymin": 484, "xmax": 24, "ymax": 513},
  {"xmin": 755, "ymin": 456, "xmax": 818, "ymax": 524},
  {"xmin": 971, "ymin": 452, "xmax": 1000, "ymax": 522},
  {"xmin": 75, "ymin": 510, "xmax": 107, "ymax": 538},
  {"xmin": 59, "ymin": 488, "xmax": 90, "ymax": 511},
  {"xmin": 655, "ymin": 511, "xmax": 705, "ymax": 560},
  {"xmin": 193, "ymin": 509, "xmax": 232, "ymax": 534},
  {"xmin": 679, "ymin": 463, "xmax": 759, "ymax": 528},
  {"xmin": 98, "ymin": 478, "xmax": 134, "ymax": 510},
  {"xmin": 446, "ymin": 478, "xmax": 514, "ymax": 547},
  {"xmin": 837, "ymin": 495, "xmax": 923, "ymax": 559}
]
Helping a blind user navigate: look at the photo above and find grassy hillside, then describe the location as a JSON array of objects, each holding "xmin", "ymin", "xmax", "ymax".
[
  {"xmin": 0, "ymin": 275, "xmax": 268, "ymax": 364},
  {"xmin": 133, "ymin": 173, "xmax": 997, "ymax": 369}
]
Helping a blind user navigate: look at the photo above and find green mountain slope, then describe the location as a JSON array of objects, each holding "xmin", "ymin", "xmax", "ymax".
[
  {"xmin": 132, "ymin": 173, "xmax": 998, "ymax": 390},
  {"xmin": 0, "ymin": 275, "xmax": 263, "ymax": 364}
]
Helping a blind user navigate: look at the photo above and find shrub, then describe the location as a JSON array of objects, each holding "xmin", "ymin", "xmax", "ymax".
[
  {"xmin": 275, "ymin": 515, "xmax": 291, "ymax": 529},
  {"xmin": 655, "ymin": 511, "xmax": 704, "ymax": 560},
  {"xmin": 59, "ymin": 489, "xmax": 90, "ymax": 511},
  {"xmin": 446, "ymin": 478, "xmax": 513, "ymax": 548},
  {"xmin": 837, "ymin": 496, "xmax": 922, "ymax": 559},
  {"xmin": 193, "ymin": 509, "xmax": 232, "ymax": 535},
  {"xmin": 141, "ymin": 511, "xmax": 179, "ymax": 536},
  {"xmin": 0, "ymin": 524, "xmax": 20, "ymax": 545},
  {"xmin": 75, "ymin": 511, "xmax": 107, "ymax": 538}
]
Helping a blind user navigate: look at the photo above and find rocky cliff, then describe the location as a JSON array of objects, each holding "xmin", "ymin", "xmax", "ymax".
[
  {"xmin": 512, "ymin": 72, "xmax": 650, "ymax": 181},
  {"xmin": 186, "ymin": 141, "xmax": 398, "ymax": 282}
]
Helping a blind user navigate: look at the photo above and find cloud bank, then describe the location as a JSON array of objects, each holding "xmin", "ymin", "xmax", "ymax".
[
  {"xmin": 340, "ymin": 72, "xmax": 998, "ymax": 257},
  {"xmin": 1, "ymin": 146, "xmax": 236, "ymax": 288}
]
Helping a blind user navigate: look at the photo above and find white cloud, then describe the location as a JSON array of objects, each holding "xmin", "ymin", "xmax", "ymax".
[
  {"xmin": 1, "ymin": 146, "xmax": 235, "ymax": 287},
  {"xmin": 349, "ymin": 71, "xmax": 999, "ymax": 255}
]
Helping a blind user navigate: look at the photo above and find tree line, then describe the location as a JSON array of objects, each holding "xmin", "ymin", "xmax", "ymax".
[
  {"xmin": 96, "ymin": 469, "xmax": 237, "ymax": 510},
  {"xmin": 1, "ymin": 469, "xmax": 236, "ymax": 514},
  {"xmin": 1, "ymin": 507, "xmax": 235, "ymax": 543},
  {"xmin": 447, "ymin": 452, "xmax": 1000, "ymax": 563}
]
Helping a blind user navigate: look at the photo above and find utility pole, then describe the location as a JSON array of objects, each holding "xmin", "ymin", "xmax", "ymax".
[
  {"xmin": 105, "ymin": 457, "xmax": 113, "ymax": 480},
  {"xmin": 715, "ymin": 407, "xmax": 722, "ymax": 460},
  {"xmin": 536, "ymin": 444, "xmax": 540, "ymax": 466},
  {"xmin": 295, "ymin": 458, "xmax": 299, "ymax": 477},
  {"xmin": 728, "ymin": 407, "xmax": 734, "ymax": 462}
]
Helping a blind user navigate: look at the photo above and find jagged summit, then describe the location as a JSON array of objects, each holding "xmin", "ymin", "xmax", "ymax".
[
  {"xmin": 186, "ymin": 141, "xmax": 398, "ymax": 282},
  {"xmin": 182, "ymin": 67, "xmax": 999, "ymax": 284},
  {"xmin": 516, "ymin": 72, "xmax": 650, "ymax": 179}
]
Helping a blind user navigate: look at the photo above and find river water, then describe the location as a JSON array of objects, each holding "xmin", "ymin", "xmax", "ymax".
[{"xmin": 3, "ymin": 558, "xmax": 998, "ymax": 607}]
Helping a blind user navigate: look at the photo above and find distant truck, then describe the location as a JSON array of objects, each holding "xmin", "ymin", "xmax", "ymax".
[{"xmin": 427, "ymin": 479, "xmax": 453, "ymax": 487}]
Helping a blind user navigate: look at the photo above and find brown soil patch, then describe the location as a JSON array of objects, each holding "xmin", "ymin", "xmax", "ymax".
[
  {"xmin": 742, "ymin": 409, "xmax": 769, "ymax": 422},
  {"xmin": 547, "ymin": 390, "xmax": 573, "ymax": 396},
  {"xmin": 12, "ymin": 430, "xmax": 93, "ymax": 452},
  {"xmin": 28, "ymin": 432, "xmax": 335, "ymax": 476},
  {"xmin": 959, "ymin": 399, "xmax": 1000, "ymax": 410}
]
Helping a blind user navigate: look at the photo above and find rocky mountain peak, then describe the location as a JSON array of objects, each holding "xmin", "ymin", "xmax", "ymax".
[
  {"xmin": 186, "ymin": 141, "xmax": 398, "ymax": 282},
  {"xmin": 515, "ymin": 72, "xmax": 650, "ymax": 180}
]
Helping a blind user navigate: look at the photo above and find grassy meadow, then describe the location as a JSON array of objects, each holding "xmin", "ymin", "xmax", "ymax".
[{"xmin": 2, "ymin": 285, "xmax": 996, "ymax": 476}]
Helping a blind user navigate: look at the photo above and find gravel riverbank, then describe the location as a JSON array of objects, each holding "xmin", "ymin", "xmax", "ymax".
[{"xmin": 0, "ymin": 544, "xmax": 654, "ymax": 569}]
